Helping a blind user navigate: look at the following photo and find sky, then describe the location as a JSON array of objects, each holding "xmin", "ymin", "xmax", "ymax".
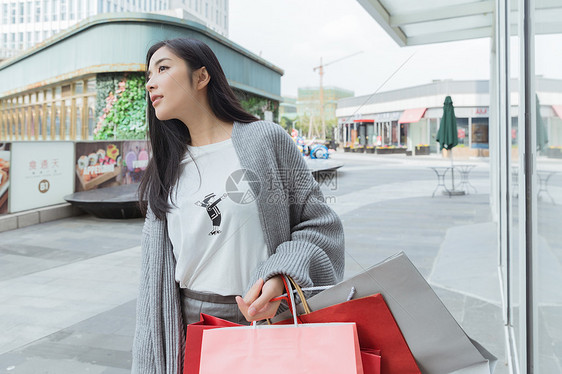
[{"xmin": 229, "ymin": 0, "xmax": 562, "ymax": 98}]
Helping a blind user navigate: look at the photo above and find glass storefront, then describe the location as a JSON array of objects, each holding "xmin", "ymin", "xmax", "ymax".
[{"xmin": 502, "ymin": 0, "xmax": 562, "ymax": 372}]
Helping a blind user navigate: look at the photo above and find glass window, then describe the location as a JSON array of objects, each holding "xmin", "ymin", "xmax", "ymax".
[
  {"xmin": 534, "ymin": 4, "xmax": 562, "ymax": 371},
  {"xmin": 76, "ymin": 106, "xmax": 82, "ymax": 139},
  {"xmin": 35, "ymin": 1, "xmax": 40, "ymax": 22},
  {"xmin": 26, "ymin": 1, "xmax": 31, "ymax": 23},
  {"xmin": 69, "ymin": 0, "xmax": 74, "ymax": 20},
  {"xmin": 65, "ymin": 101, "xmax": 71, "ymax": 139},
  {"xmin": 45, "ymin": 103, "xmax": 51, "ymax": 137},
  {"xmin": 86, "ymin": 78, "xmax": 96, "ymax": 93},
  {"xmin": 52, "ymin": 0, "xmax": 57, "ymax": 20},
  {"xmin": 2, "ymin": 4, "xmax": 8, "ymax": 24},
  {"xmin": 471, "ymin": 118, "xmax": 489, "ymax": 149},
  {"xmin": 61, "ymin": 0, "xmax": 66, "ymax": 20},
  {"xmin": 19, "ymin": 2, "xmax": 24, "ymax": 23},
  {"xmin": 43, "ymin": 0, "xmax": 48, "ymax": 21},
  {"xmin": 10, "ymin": 3, "xmax": 15, "ymax": 24},
  {"xmin": 75, "ymin": 81, "xmax": 84, "ymax": 95}
]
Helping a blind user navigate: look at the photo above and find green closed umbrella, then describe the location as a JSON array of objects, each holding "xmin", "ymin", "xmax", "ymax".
[
  {"xmin": 536, "ymin": 95, "xmax": 548, "ymax": 152},
  {"xmin": 436, "ymin": 96, "xmax": 458, "ymax": 151},
  {"xmin": 436, "ymin": 96, "xmax": 463, "ymax": 195}
]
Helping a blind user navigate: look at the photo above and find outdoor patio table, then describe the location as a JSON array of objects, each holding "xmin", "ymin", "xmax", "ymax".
[
  {"xmin": 428, "ymin": 166, "xmax": 453, "ymax": 197},
  {"xmin": 510, "ymin": 167, "xmax": 557, "ymax": 203},
  {"xmin": 454, "ymin": 164, "xmax": 477, "ymax": 194},
  {"xmin": 537, "ymin": 170, "xmax": 558, "ymax": 204}
]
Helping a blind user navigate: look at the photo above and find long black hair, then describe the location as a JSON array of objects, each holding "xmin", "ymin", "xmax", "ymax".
[{"xmin": 139, "ymin": 38, "xmax": 258, "ymax": 220}]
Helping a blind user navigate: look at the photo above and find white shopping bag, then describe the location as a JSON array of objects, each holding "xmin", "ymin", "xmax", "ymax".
[{"xmin": 274, "ymin": 252, "xmax": 497, "ymax": 374}]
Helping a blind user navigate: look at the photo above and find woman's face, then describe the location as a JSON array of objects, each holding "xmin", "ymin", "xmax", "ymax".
[{"xmin": 146, "ymin": 46, "xmax": 196, "ymax": 121}]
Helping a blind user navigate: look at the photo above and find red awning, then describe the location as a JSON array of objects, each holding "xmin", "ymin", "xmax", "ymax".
[
  {"xmin": 553, "ymin": 105, "xmax": 562, "ymax": 120},
  {"xmin": 398, "ymin": 108, "xmax": 427, "ymax": 124}
]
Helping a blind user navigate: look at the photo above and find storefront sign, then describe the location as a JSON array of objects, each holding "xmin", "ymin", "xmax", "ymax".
[
  {"xmin": 10, "ymin": 142, "xmax": 74, "ymax": 213},
  {"xmin": 473, "ymin": 107, "xmax": 488, "ymax": 117},
  {"xmin": 374, "ymin": 112, "xmax": 401, "ymax": 122}
]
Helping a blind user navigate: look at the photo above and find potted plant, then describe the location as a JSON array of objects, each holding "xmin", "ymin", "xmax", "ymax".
[
  {"xmin": 365, "ymin": 145, "xmax": 375, "ymax": 154},
  {"xmin": 355, "ymin": 144, "xmax": 365, "ymax": 153},
  {"xmin": 343, "ymin": 142, "xmax": 351, "ymax": 152},
  {"xmin": 415, "ymin": 144, "xmax": 430, "ymax": 155}
]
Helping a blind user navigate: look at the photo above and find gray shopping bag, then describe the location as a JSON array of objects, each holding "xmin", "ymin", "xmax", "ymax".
[{"xmin": 274, "ymin": 252, "xmax": 497, "ymax": 374}]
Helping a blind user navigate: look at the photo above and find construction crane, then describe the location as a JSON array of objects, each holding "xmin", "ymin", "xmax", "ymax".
[{"xmin": 312, "ymin": 51, "xmax": 363, "ymax": 140}]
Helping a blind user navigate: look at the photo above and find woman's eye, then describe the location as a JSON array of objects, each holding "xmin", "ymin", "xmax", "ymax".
[{"xmin": 158, "ymin": 66, "xmax": 168, "ymax": 73}]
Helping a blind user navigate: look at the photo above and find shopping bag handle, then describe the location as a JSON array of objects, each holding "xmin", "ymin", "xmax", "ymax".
[
  {"xmin": 283, "ymin": 275, "xmax": 299, "ymax": 325},
  {"xmin": 270, "ymin": 276, "xmax": 312, "ymax": 315}
]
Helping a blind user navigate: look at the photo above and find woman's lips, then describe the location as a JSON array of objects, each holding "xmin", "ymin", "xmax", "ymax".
[{"xmin": 153, "ymin": 97, "xmax": 162, "ymax": 105}]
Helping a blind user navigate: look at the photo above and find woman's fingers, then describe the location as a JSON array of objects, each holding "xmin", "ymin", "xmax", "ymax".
[
  {"xmin": 248, "ymin": 276, "xmax": 284, "ymax": 317},
  {"xmin": 248, "ymin": 300, "xmax": 282, "ymax": 320},
  {"xmin": 236, "ymin": 278, "xmax": 264, "ymax": 321},
  {"xmin": 243, "ymin": 278, "xmax": 264, "ymax": 305},
  {"xmin": 236, "ymin": 276, "xmax": 285, "ymax": 322}
]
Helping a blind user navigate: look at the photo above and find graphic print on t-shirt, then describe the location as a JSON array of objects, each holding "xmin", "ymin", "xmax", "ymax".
[{"xmin": 195, "ymin": 192, "xmax": 228, "ymax": 235}]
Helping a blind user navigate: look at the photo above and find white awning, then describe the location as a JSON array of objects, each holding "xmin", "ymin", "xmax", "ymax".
[{"xmin": 356, "ymin": 0, "xmax": 562, "ymax": 46}]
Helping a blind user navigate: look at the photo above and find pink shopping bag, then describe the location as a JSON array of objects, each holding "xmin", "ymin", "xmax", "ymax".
[
  {"xmin": 199, "ymin": 322, "xmax": 364, "ymax": 374},
  {"xmin": 199, "ymin": 276, "xmax": 363, "ymax": 374}
]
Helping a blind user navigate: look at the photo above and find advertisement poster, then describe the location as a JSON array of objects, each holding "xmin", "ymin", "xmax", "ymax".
[
  {"xmin": 0, "ymin": 143, "xmax": 10, "ymax": 215},
  {"xmin": 74, "ymin": 141, "xmax": 150, "ymax": 192},
  {"xmin": 10, "ymin": 142, "xmax": 75, "ymax": 213},
  {"xmin": 121, "ymin": 141, "xmax": 150, "ymax": 185}
]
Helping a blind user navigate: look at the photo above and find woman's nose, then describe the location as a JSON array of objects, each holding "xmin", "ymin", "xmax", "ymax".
[{"xmin": 145, "ymin": 78, "xmax": 156, "ymax": 91}]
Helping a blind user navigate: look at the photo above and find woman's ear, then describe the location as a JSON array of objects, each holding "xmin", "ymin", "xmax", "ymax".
[{"xmin": 195, "ymin": 67, "xmax": 211, "ymax": 90}]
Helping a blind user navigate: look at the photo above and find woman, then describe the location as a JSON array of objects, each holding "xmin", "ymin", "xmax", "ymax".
[{"xmin": 132, "ymin": 38, "xmax": 344, "ymax": 373}]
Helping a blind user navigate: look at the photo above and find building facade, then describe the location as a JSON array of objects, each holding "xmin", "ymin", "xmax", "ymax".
[
  {"xmin": 0, "ymin": 0, "xmax": 228, "ymax": 60},
  {"xmin": 336, "ymin": 79, "xmax": 562, "ymax": 158},
  {"xmin": 0, "ymin": 12, "xmax": 282, "ymax": 142}
]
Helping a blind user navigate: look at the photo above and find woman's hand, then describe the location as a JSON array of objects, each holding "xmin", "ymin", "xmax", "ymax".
[{"xmin": 235, "ymin": 276, "xmax": 285, "ymax": 322}]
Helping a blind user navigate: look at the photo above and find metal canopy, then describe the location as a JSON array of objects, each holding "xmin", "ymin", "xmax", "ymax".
[{"xmin": 357, "ymin": 0, "xmax": 562, "ymax": 46}]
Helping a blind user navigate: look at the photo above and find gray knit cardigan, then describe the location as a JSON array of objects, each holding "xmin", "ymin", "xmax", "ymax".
[{"xmin": 131, "ymin": 120, "xmax": 345, "ymax": 373}]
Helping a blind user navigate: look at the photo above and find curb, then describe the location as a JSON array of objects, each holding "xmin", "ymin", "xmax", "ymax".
[{"xmin": 0, "ymin": 203, "xmax": 85, "ymax": 233}]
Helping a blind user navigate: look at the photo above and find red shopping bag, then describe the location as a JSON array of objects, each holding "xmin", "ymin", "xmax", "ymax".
[
  {"xmin": 183, "ymin": 314, "xmax": 242, "ymax": 374},
  {"xmin": 361, "ymin": 349, "xmax": 381, "ymax": 374},
  {"xmin": 277, "ymin": 293, "xmax": 420, "ymax": 373},
  {"xmin": 199, "ymin": 322, "xmax": 364, "ymax": 374}
]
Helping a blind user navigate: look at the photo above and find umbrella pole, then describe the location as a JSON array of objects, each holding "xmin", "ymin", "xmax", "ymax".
[{"xmin": 450, "ymin": 148, "xmax": 455, "ymax": 192}]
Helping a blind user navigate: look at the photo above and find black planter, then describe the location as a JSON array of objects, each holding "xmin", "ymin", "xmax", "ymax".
[
  {"xmin": 365, "ymin": 147, "xmax": 375, "ymax": 154},
  {"xmin": 376, "ymin": 147, "xmax": 393, "ymax": 154},
  {"xmin": 415, "ymin": 146, "xmax": 430, "ymax": 155},
  {"xmin": 344, "ymin": 147, "xmax": 351, "ymax": 153},
  {"xmin": 547, "ymin": 148, "xmax": 562, "ymax": 159}
]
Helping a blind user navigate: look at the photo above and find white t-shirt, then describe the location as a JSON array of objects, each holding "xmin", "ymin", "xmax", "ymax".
[{"xmin": 166, "ymin": 138, "xmax": 269, "ymax": 296}]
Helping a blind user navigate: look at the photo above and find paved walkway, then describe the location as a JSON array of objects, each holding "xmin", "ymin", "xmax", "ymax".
[{"xmin": 0, "ymin": 151, "xmax": 513, "ymax": 373}]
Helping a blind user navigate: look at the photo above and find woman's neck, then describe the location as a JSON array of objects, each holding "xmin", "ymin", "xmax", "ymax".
[{"xmin": 186, "ymin": 117, "xmax": 234, "ymax": 147}]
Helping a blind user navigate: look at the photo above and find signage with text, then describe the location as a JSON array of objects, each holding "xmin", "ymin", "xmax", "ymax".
[{"xmin": 10, "ymin": 142, "xmax": 74, "ymax": 213}]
